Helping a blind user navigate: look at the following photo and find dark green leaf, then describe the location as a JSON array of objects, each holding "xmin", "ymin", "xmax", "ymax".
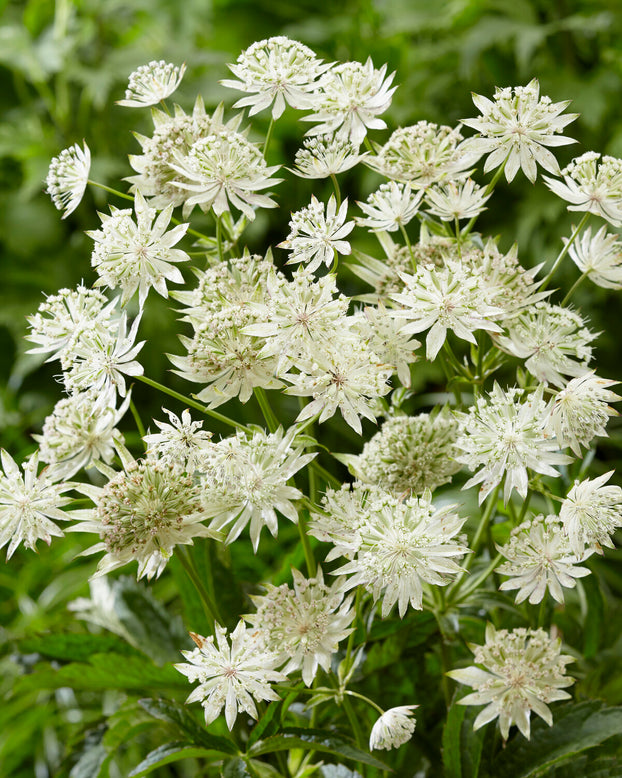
[
  {"xmin": 248, "ymin": 701, "xmax": 280, "ymax": 749},
  {"xmin": 223, "ymin": 757, "xmax": 252, "ymax": 777},
  {"xmin": 18, "ymin": 633, "xmax": 141, "ymax": 663},
  {"xmin": 128, "ymin": 741, "xmax": 216, "ymax": 777},
  {"xmin": 582, "ymin": 574, "xmax": 605, "ymax": 659},
  {"xmin": 442, "ymin": 701, "xmax": 485, "ymax": 778}
]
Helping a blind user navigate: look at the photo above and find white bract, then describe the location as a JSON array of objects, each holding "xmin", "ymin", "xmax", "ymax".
[
  {"xmin": 46, "ymin": 142, "xmax": 91, "ymax": 218},
  {"xmin": 369, "ymin": 706, "xmax": 418, "ymax": 750},
  {"xmin": 117, "ymin": 60, "xmax": 186, "ymax": 107},
  {"xmin": 565, "ymin": 224, "xmax": 622, "ymax": 288},
  {"xmin": 356, "ymin": 182, "xmax": 423, "ymax": 232},
  {"xmin": 560, "ymin": 472, "xmax": 622, "ymax": 556}
]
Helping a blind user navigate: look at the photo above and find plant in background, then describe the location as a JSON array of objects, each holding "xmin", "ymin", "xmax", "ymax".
[{"xmin": 5, "ymin": 28, "xmax": 622, "ymax": 778}]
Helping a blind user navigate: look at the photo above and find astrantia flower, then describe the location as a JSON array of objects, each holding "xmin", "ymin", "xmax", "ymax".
[
  {"xmin": 315, "ymin": 485, "xmax": 468, "ymax": 617},
  {"xmin": 278, "ymin": 195, "xmax": 354, "ymax": 273},
  {"xmin": 88, "ymin": 191, "xmax": 190, "ymax": 307},
  {"xmin": 497, "ymin": 515, "xmax": 591, "ymax": 604},
  {"xmin": 341, "ymin": 409, "xmax": 461, "ymax": 495},
  {"xmin": 292, "ymin": 135, "xmax": 366, "ymax": 179},
  {"xmin": 221, "ymin": 37, "xmax": 330, "ymax": 118},
  {"xmin": 366, "ymin": 121, "xmax": 473, "ymax": 187},
  {"xmin": 546, "ymin": 371, "xmax": 620, "ymax": 455},
  {"xmin": 46, "ymin": 142, "xmax": 91, "ymax": 218},
  {"xmin": 175, "ymin": 623, "xmax": 287, "ymax": 730},
  {"xmin": 560, "ymin": 472, "xmax": 622, "ymax": 556},
  {"xmin": 303, "ymin": 58, "xmax": 396, "ymax": 145},
  {"xmin": 425, "ymin": 178, "xmax": 490, "ymax": 222},
  {"xmin": 495, "ymin": 302, "xmax": 595, "ymax": 387},
  {"xmin": 246, "ymin": 568, "xmax": 354, "ymax": 685},
  {"xmin": 72, "ymin": 453, "xmax": 218, "ymax": 580},
  {"xmin": 170, "ymin": 130, "xmax": 282, "ymax": 219},
  {"xmin": 35, "ymin": 390, "xmax": 129, "ymax": 479},
  {"xmin": 455, "ymin": 383, "xmax": 572, "ymax": 504},
  {"xmin": 143, "ymin": 408, "xmax": 214, "ymax": 472},
  {"xmin": 200, "ymin": 427, "xmax": 315, "ymax": 551},
  {"xmin": 61, "ymin": 313, "xmax": 144, "ymax": 398},
  {"xmin": 565, "ymin": 224, "xmax": 622, "ymax": 289},
  {"xmin": 391, "ymin": 260, "xmax": 504, "ymax": 361},
  {"xmin": 0, "ymin": 450, "xmax": 74, "ymax": 558},
  {"xmin": 117, "ymin": 60, "xmax": 186, "ymax": 107},
  {"xmin": 369, "ymin": 706, "xmax": 418, "ymax": 750},
  {"xmin": 460, "ymin": 79, "xmax": 577, "ymax": 183},
  {"xmin": 356, "ymin": 182, "xmax": 423, "ymax": 232},
  {"xmin": 27, "ymin": 285, "xmax": 117, "ymax": 361},
  {"xmin": 544, "ymin": 152, "xmax": 622, "ymax": 227},
  {"xmin": 285, "ymin": 339, "xmax": 392, "ymax": 435},
  {"xmin": 448, "ymin": 624, "xmax": 575, "ymax": 739}
]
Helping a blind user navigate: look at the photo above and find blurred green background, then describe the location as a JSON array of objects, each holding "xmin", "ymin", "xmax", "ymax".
[{"xmin": 2, "ymin": 1, "xmax": 622, "ymax": 775}]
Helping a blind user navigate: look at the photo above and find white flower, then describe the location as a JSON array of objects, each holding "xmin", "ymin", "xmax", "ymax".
[
  {"xmin": 447, "ymin": 624, "xmax": 575, "ymax": 740},
  {"xmin": 565, "ymin": 224, "xmax": 622, "ymax": 289},
  {"xmin": 425, "ymin": 178, "xmax": 490, "ymax": 222},
  {"xmin": 46, "ymin": 142, "xmax": 91, "ymax": 218},
  {"xmin": 303, "ymin": 58, "xmax": 396, "ymax": 145},
  {"xmin": 143, "ymin": 408, "xmax": 214, "ymax": 471},
  {"xmin": 246, "ymin": 568, "xmax": 354, "ymax": 686},
  {"xmin": 355, "ymin": 182, "xmax": 423, "ymax": 232},
  {"xmin": 170, "ymin": 130, "xmax": 282, "ymax": 219},
  {"xmin": 497, "ymin": 515, "xmax": 592, "ymax": 604},
  {"xmin": 88, "ymin": 191, "xmax": 190, "ymax": 307},
  {"xmin": 460, "ymin": 79, "xmax": 577, "ymax": 182},
  {"xmin": 455, "ymin": 384, "xmax": 572, "ymax": 504},
  {"xmin": 546, "ymin": 372, "xmax": 620, "ymax": 455},
  {"xmin": 200, "ymin": 427, "xmax": 315, "ymax": 551},
  {"xmin": 175, "ymin": 623, "xmax": 287, "ymax": 730},
  {"xmin": 495, "ymin": 302, "xmax": 595, "ymax": 387},
  {"xmin": 117, "ymin": 60, "xmax": 186, "ymax": 107},
  {"xmin": 544, "ymin": 152, "xmax": 622, "ymax": 227},
  {"xmin": 292, "ymin": 135, "xmax": 366, "ymax": 179},
  {"xmin": 278, "ymin": 195, "xmax": 354, "ymax": 273},
  {"xmin": 71, "ymin": 453, "xmax": 218, "ymax": 580},
  {"xmin": 369, "ymin": 706, "xmax": 418, "ymax": 750},
  {"xmin": 285, "ymin": 338, "xmax": 392, "ymax": 435},
  {"xmin": 35, "ymin": 390, "xmax": 129, "ymax": 479},
  {"xmin": 366, "ymin": 121, "xmax": 473, "ymax": 187},
  {"xmin": 341, "ymin": 408, "xmax": 461, "ymax": 495},
  {"xmin": 61, "ymin": 312, "xmax": 144, "ymax": 398},
  {"xmin": 560, "ymin": 472, "xmax": 622, "ymax": 556},
  {"xmin": 0, "ymin": 450, "xmax": 73, "ymax": 558},
  {"xmin": 27, "ymin": 285, "xmax": 117, "ymax": 361},
  {"xmin": 221, "ymin": 37, "xmax": 330, "ymax": 118},
  {"xmin": 391, "ymin": 260, "xmax": 503, "ymax": 361}
]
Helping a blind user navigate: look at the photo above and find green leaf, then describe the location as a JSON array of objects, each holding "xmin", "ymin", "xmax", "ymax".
[
  {"xmin": 248, "ymin": 701, "xmax": 280, "ymax": 749},
  {"xmin": 128, "ymin": 741, "xmax": 216, "ymax": 777},
  {"xmin": 138, "ymin": 698, "xmax": 238, "ymax": 755},
  {"xmin": 493, "ymin": 702, "xmax": 622, "ymax": 778},
  {"xmin": 582, "ymin": 574, "xmax": 605, "ymax": 659},
  {"xmin": 69, "ymin": 743, "xmax": 107, "ymax": 778},
  {"xmin": 223, "ymin": 757, "xmax": 252, "ymax": 777},
  {"xmin": 18, "ymin": 633, "xmax": 141, "ymax": 663},
  {"xmin": 442, "ymin": 701, "xmax": 485, "ymax": 778},
  {"xmin": 248, "ymin": 728, "xmax": 389, "ymax": 771}
]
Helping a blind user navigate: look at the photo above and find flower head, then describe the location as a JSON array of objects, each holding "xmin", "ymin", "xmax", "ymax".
[
  {"xmin": 455, "ymin": 384, "xmax": 571, "ymax": 504},
  {"xmin": 460, "ymin": 79, "xmax": 577, "ymax": 182},
  {"xmin": 356, "ymin": 182, "xmax": 423, "ymax": 232},
  {"xmin": 0, "ymin": 450, "xmax": 73, "ymax": 558},
  {"xmin": 425, "ymin": 178, "xmax": 490, "ymax": 222},
  {"xmin": 46, "ymin": 142, "xmax": 91, "ymax": 218},
  {"xmin": 369, "ymin": 706, "xmax": 418, "ymax": 750},
  {"xmin": 143, "ymin": 408, "xmax": 214, "ymax": 471},
  {"xmin": 448, "ymin": 624, "xmax": 575, "ymax": 740},
  {"xmin": 247, "ymin": 568, "xmax": 354, "ymax": 686},
  {"xmin": 565, "ymin": 224, "xmax": 622, "ymax": 289},
  {"xmin": 175, "ymin": 623, "xmax": 287, "ymax": 730},
  {"xmin": 117, "ymin": 60, "xmax": 186, "ymax": 107},
  {"xmin": 560, "ymin": 472, "xmax": 622, "ymax": 556},
  {"xmin": 88, "ymin": 191, "xmax": 190, "ymax": 307},
  {"xmin": 278, "ymin": 195, "xmax": 354, "ymax": 273},
  {"xmin": 303, "ymin": 58, "xmax": 396, "ymax": 145},
  {"xmin": 292, "ymin": 135, "xmax": 366, "ymax": 179},
  {"xmin": 221, "ymin": 37, "xmax": 330, "ymax": 118},
  {"xmin": 497, "ymin": 515, "xmax": 592, "ymax": 604},
  {"xmin": 544, "ymin": 152, "xmax": 622, "ymax": 226}
]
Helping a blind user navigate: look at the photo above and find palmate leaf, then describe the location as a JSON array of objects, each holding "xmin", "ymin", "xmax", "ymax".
[
  {"xmin": 442, "ymin": 700, "xmax": 486, "ymax": 778},
  {"xmin": 248, "ymin": 727, "xmax": 389, "ymax": 771},
  {"xmin": 128, "ymin": 741, "xmax": 218, "ymax": 777},
  {"xmin": 491, "ymin": 701, "xmax": 622, "ymax": 778}
]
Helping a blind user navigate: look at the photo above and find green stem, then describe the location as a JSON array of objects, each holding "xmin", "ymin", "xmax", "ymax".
[
  {"xmin": 399, "ymin": 223, "xmax": 415, "ymax": 268},
  {"xmin": 263, "ymin": 117, "xmax": 275, "ymax": 158},
  {"xmin": 341, "ymin": 693, "xmax": 367, "ymax": 751},
  {"xmin": 452, "ymin": 553, "xmax": 503, "ymax": 605},
  {"xmin": 461, "ymin": 482, "xmax": 501, "ymax": 579},
  {"xmin": 129, "ymin": 397, "xmax": 146, "ymax": 441},
  {"xmin": 517, "ymin": 490, "xmax": 532, "ymax": 525},
  {"xmin": 461, "ymin": 160, "xmax": 507, "ymax": 238},
  {"xmin": 562, "ymin": 271, "xmax": 588, "ymax": 306},
  {"xmin": 176, "ymin": 547, "xmax": 221, "ymax": 631},
  {"xmin": 135, "ymin": 375, "xmax": 247, "ymax": 431},
  {"xmin": 363, "ymin": 136, "xmax": 376, "ymax": 155},
  {"xmin": 215, "ymin": 214, "xmax": 224, "ymax": 264},
  {"xmin": 254, "ymin": 387, "xmax": 279, "ymax": 433},
  {"xmin": 297, "ymin": 510, "xmax": 317, "ymax": 578},
  {"xmin": 309, "ymin": 460, "xmax": 341, "ymax": 488},
  {"xmin": 541, "ymin": 212, "xmax": 590, "ymax": 291},
  {"xmin": 432, "ymin": 589, "xmax": 452, "ymax": 708},
  {"xmin": 330, "ymin": 173, "xmax": 341, "ymax": 209}
]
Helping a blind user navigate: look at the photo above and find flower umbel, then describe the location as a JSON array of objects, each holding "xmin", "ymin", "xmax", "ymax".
[
  {"xmin": 117, "ymin": 60, "xmax": 186, "ymax": 107},
  {"xmin": 46, "ymin": 142, "xmax": 91, "ymax": 218},
  {"xmin": 369, "ymin": 706, "xmax": 418, "ymax": 750}
]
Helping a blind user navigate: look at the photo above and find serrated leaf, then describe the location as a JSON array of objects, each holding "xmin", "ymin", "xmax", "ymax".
[
  {"xmin": 247, "ymin": 728, "xmax": 389, "ymax": 771},
  {"xmin": 138, "ymin": 698, "xmax": 238, "ymax": 755},
  {"xmin": 128, "ymin": 741, "xmax": 216, "ymax": 777},
  {"xmin": 493, "ymin": 701, "xmax": 622, "ymax": 778}
]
